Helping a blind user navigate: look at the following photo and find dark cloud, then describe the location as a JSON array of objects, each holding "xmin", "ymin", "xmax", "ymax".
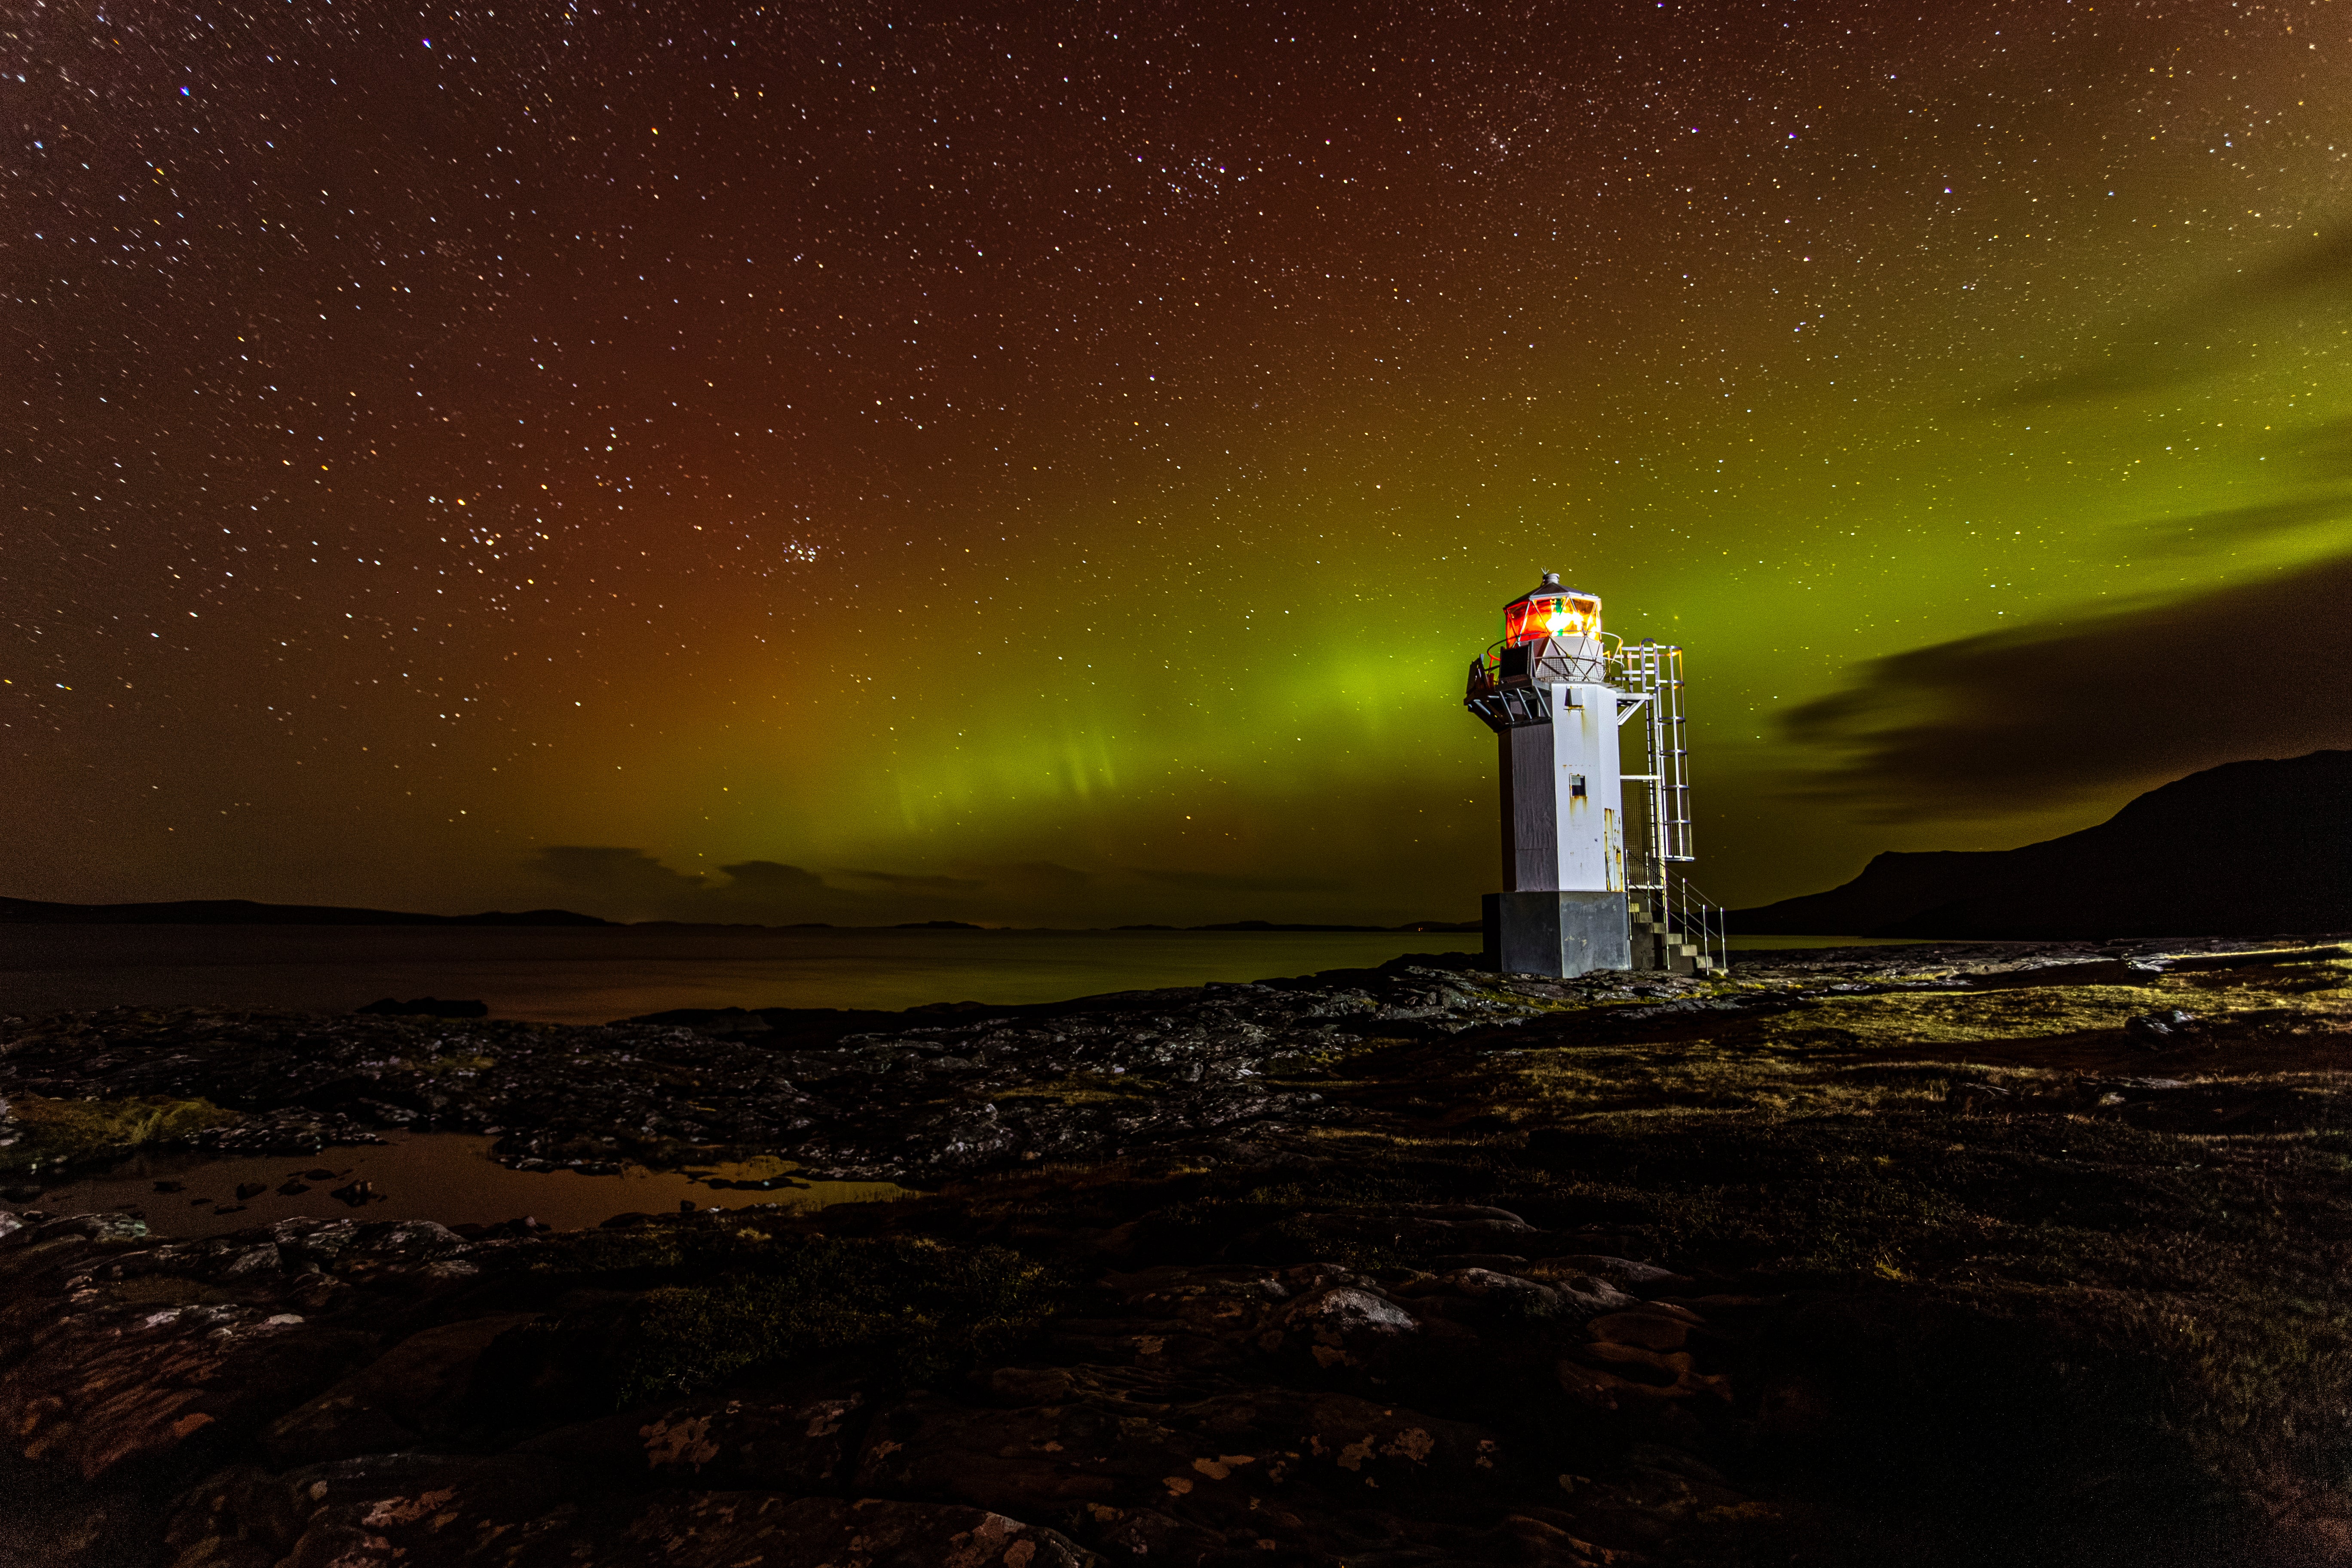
[
  {"xmin": 2125, "ymin": 417, "xmax": 2352, "ymax": 554},
  {"xmin": 2285, "ymin": 416, "xmax": 2352, "ymax": 484},
  {"xmin": 524, "ymin": 852, "xmax": 1105, "ymax": 923},
  {"xmin": 1133, "ymin": 868, "xmax": 1348, "ymax": 894},
  {"xmin": 529, "ymin": 846, "xmax": 708, "ymax": 899},
  {"xmin": 529, "ymin": 847, "xmax": 856, "ymax": 922},
  {"xmin": 1995, "ymin": 223, "xmax": 2352, "ymax": 408},
  {"xmin": 1785, "ymin": 551, "xmax": 2352, "ymax": 818},
  {"xmin": 2132, "ymin": 495, "xmax": 2352, "ymax": 555},
  {"xmin": 2245, "ymin": 224, "xmax": 2352, "ymax": 295},
  {"xmin": 839, "ymin": 869, "xmax": 987, "ymax": 894},
  {"xmin": 964, "ymin": 861, "xmax": 1094, "ymax": 895},
  {"xmin": 715, "ymin": 860, "xmax": 832, "ymax": 894}
]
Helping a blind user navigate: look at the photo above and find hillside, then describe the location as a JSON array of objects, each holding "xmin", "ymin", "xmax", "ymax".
[
  {"xmin": 1733, "ymin": 750, "xmax": 2352, "ymax": 938},
  {"xmin": 0, "ymin": 897, "xmax": 609, "ymax": 928}
]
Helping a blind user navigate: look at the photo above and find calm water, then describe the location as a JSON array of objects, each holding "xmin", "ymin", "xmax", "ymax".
[
  {"xmin": 21, "ymin": 1132, "xmax": 911, "ymax": 1239},
  {"xmin": 0, "ymin": 925, "xmax": 1484, "ymax": 1024}
]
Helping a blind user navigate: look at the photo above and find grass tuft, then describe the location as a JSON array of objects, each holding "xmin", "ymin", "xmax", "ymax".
[{"xmin": 0, "ymin": 1093, "xmax": 240, "ymax": 1174}]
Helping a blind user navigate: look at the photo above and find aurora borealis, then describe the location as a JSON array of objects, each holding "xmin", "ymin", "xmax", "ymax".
[{"xmin": 7, "ymin": 2, "xmax": 2351, "ymax": 927}]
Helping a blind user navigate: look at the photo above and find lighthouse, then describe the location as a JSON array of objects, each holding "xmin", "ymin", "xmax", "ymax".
[{"xmin": 1463, "ymin": 573, "xmax": 1718, "ymax": 977}]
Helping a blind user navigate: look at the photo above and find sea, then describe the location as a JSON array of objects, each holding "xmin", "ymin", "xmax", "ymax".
[
  {"xmin": 0, "ymin": 924, "xmax": 1492, "ymax": 1024},
  {"xmin": 0, "ymin": 925, "xmax": 1909, "ymax": 1025}
]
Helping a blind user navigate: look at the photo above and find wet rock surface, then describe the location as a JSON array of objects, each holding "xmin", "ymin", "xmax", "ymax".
[
  {"xmin": 0, "ymin": 960, "xmax": 1513, "ymax": 1179},
  {"xmin": 6, "ymin": 938, "xmax": 2352, "ymax": 1565}
]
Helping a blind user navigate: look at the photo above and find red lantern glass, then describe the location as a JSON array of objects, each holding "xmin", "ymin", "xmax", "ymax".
[{"xmin": 1502, "ymin": 592, "xmax": 1600, "ymax": 648}]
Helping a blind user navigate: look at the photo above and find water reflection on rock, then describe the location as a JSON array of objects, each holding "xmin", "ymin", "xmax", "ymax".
[{"xmin": 25, "ymin": 1132, "xmax": 910, "ymax": 1239}]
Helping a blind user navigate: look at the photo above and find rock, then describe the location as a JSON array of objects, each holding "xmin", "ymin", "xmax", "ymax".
[
  {"xmin": 857, "ymin": 1372, "xmax": 1512, "ymax": 1552},
  {"xmin": 0, "ymin": 968, "xmax": 1480, "ymax": 1181},
  {"xmin": 328, "ymin": 1180, "xmax": 374, "ymax": 1207},
  {"xmin": 354, "ymin": 1219, "xmax": 462, "ymax": 1255},
  {"xmin": 1, "ymin": 1310, "xmax": 372, "ymax": 1486},
  {"xmin": 1434, "ymin": 1267, "xmax": 1565, "ymax": 1317},
  {"xmin": 276, "ymin": 1180, "xmax": 309, "ymax": 1196},
  {"xmin": 1235, "ymin": 1209, "xmax": 1544, "ymax": 1265},
  {"xmin": 521, "ymin": 1387, "xmax": 868, "ymax": 1492},
  {"xmin": 10, "ymin": 940, "xmax": 2345, "ymax": 1568},
  {"xmin": 166, "ymin": 1452, "xmax": 576, "ymax": 1568},
  {"xmin": 618, "ymin": 1494, "xmax": 1093, "ymax": 1568},
  {"xmin": 1433, "ymin": 1252, "xmax": 1529, "ymax": 1271},
  {"xmin": 31, "ymin": 1211, "xmax": 149, "ymax": 1243},
  {"xmin": 2126, "ymin": 1008, "xmax": 2202, "ymax": 1049},
  {"xmin": 219, "ymin": 1243, "xmax": 283, "ymax": 1279},
  {"xmin": 170, "ymin": 1455, "xmax": 1090, "ymax": 1568},
  {"xmin": 1586, "ymin": 1310, "xmax": 1699, "ymax": 1352},
  {"xmin": 262, "ymin": 1314, "xmax": 542, "ymax": 1464},
  {"xmin": 1946, "ymin": 1079, "xmax": 2012, "ymax": 1114},
  {"xmin": 1525, "ymin": 1256, "xmax": 1691, "ymax": 1296},
  {"xmin": 1269, "ymin": 1281, "xmax": 1422, "ymax": 1371},
  {"xmin": 355, "ymin": 997, "xmax": 490, "ymax": 1019},
  {"xmin": 1556, "ymin": 1312, "xmax": 1733, "ymax": 1412}
]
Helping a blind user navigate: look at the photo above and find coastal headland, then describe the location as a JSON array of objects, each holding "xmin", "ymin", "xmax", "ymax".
[{"xmin": 5, "ymin": 938, "xmax": 2352, "ymax": 1566}]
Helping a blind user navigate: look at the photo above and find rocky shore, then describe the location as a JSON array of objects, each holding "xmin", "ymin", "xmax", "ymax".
[{"xmin": 6, "ymin": 938, "xmax": 2352, "ymax": 1565}]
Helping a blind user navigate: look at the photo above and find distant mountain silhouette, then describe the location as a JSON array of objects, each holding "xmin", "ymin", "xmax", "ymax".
[
  {"xmin": 1731, "ymin": 750, "xmax": 2352, "ymax": 939},
  {"xmin": 0, "ymin": 897, "xmax": 609, "ymax": 927}
]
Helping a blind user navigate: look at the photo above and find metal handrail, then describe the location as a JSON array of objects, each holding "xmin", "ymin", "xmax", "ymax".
[
  {"xmin": 1663, "ymin": 873, "xmax": 1729, "ymax": 974},
  {"xmin": 1626, "ymin": 870, "xmax": 1728, "ymax": 973},
  {"xmin": 1470, "ymin": 632, "xmax": 1623, "ymax": 689}
]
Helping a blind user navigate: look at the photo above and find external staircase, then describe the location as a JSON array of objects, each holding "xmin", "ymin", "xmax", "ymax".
[
  {"xmin": 1614, "ymin": 639, "xmax": 1727, "ymax": 974},
  {"xmin": 1629, "ymin": 881, "xmax": 1726, "ymax": 974}
]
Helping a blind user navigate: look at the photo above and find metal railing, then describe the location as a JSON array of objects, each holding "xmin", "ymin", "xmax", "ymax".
[
  {"xmin": 1479, "ymin": 637, "xmax": 1616, "ymax": 686},
  {"xmin": 1628, "ymin": 867, "xmax": 1728, "ymax": 974}
]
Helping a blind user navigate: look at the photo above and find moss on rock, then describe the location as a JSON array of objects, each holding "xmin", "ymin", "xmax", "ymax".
[
  {"xmin": 0, "ymin": 1092, "xmax": 240, "ymax": 1174},
  {"xmin": 609, "ymin": 1235, "xmax": 1067, "ymax": 1408}
]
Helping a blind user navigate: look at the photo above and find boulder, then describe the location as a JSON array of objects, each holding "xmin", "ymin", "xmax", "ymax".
[
  {"xmin": 1267, "ymin": 1282, "xmax": 1422, "ymax": 1372},
  {"xmin": 170, "ymin": 1457, "xmax": 1090, "ymax": 1568},
  {"xmin": 3, "ymin": 1311, "xmax": 371, "ymax": 1484},
  {"xmin": 262, "ymin": 1314, "xmax": 542, "ymax": 1464},
  {"xmin": 610, "ymin": 1494, "xmax": 1093, "ymax": 1568},
  {"xmin": 520, "ymin": 1387, "xmax": 868, "ymax": 1492},
  {"xmin": 165, "ymin": 1452, "xmax": 579, "ymax": 1568},
  {"xmin": 855, "ymin": 1369, "xmax": 1512, "ymax": 1548},
  {"xmin": 1523, "ymin": 1255, "xmax": 1690, "ymax": 1296}
]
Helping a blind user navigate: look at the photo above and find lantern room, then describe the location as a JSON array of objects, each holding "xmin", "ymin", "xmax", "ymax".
[
  {"xmin": 1466, "ymin": 571, "xmax": 1612, "ymax": 726},
  {"xmin": 1502, "ymin": 575, "xmax": 1602, "ymax": 647}
]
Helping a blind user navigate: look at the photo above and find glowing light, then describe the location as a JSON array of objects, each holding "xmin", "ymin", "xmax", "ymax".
[{"xmin": 1503, "ymin": 593, "xmax": 1601, "ymax": 649}]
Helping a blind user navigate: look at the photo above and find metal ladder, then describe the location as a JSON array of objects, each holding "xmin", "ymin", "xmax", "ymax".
[
  {"xmin": 1619, "ymin": 640, "xmax": 1694, "ymax": 864},
  {"xmin": 1614, "ymin": 640, "xmax": 1722, "ymax": 972}
]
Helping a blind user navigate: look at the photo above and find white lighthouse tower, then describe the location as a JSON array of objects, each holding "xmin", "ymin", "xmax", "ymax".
[{"xmin": 1464, "ymin": 573, "xmax": 1719, "ymax": 977}]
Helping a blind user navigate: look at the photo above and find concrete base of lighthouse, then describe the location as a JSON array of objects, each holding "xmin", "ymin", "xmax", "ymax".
[{"xmin": 1482, "ymin": 891, "xmax": 1632, "ymax": 978}]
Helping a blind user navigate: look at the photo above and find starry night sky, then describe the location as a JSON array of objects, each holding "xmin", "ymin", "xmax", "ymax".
[{"xmin": 7, "ymin": 1, "xmax": 2351, "ymax": 926}]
